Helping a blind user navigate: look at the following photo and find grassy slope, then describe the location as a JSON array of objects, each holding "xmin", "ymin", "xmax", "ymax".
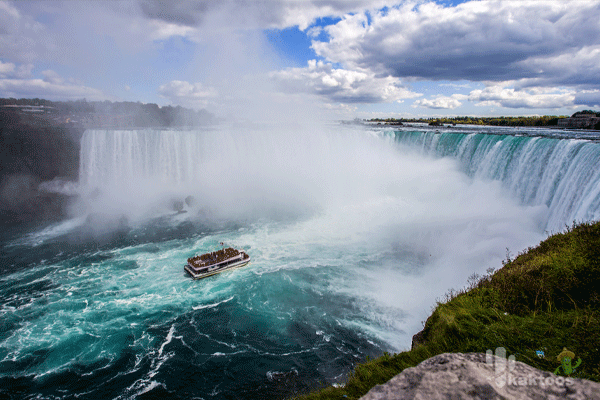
[{"xmin": 296, "ymin": 221, "xmax": 600, "ymax": 399}]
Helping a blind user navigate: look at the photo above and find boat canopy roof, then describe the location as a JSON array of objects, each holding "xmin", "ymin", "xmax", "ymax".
[{"xmin": 188, "ymin": 247, "xmax": 242, "ymax": 267}]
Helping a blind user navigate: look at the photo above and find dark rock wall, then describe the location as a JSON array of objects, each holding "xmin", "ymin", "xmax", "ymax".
[{"xmin": 0, "ymin": 109, "xmax": 82, "ymax": 225}]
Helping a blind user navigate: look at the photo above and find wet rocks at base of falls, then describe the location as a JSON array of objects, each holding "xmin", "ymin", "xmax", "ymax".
[
  {"xmin": 185, "ymin": 195, "xmax": 195, "ymax": 207},
  {"xmin": 172, "ymin": 199, "xmax": 186, "ymax": 213},
  {"xmin": 171, "ymin": 196, "xmax": 197, "ymax": 213}
]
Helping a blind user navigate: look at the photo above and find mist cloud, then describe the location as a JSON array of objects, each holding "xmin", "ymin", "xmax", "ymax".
[{"xmin": 158, "ymin": 80, "xmax": 218, "ymax": 108}]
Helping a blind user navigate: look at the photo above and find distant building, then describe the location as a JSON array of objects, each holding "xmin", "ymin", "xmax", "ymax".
[{"xmin": 558, "ymin": 113, "xmax": 600, "ymax": 128}]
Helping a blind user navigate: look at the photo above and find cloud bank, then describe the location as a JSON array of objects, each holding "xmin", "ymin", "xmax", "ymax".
[
  {"xmin": 311, "ymin": 1, "xmax": 600, "ymax": 85},
  {"xmin": 0, "ymin": 1, "xmax": 599, "ymax": 114},
  {"xmin": 302, "ymin": 0, "xmax": 600, "ymax": 111}
]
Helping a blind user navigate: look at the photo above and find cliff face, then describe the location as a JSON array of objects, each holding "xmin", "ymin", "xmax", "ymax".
[
  {"xmin": 0, "ymin": 109, "xmax": 82, "ymax": 225},
  {"xmin": 0, "ymin": 109, "xmax": 82, "ymax": 180}
]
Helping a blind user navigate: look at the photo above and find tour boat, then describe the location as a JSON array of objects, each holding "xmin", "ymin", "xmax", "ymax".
[{"xmin": 185, "ymin": 247, "xmax": 250, "ymax": 279}]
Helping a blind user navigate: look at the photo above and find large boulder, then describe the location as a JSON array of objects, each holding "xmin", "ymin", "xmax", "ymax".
[{"xmin": 360, "ymin": 352, "xmax": 600, "ymax": 400}]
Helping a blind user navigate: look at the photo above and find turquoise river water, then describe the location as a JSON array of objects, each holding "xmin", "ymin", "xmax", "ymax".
[{"xmin": 1, "ymin": 123, "xmax": 599, "ymax": 399}]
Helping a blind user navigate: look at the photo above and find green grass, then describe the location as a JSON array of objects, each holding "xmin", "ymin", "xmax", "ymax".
[{"xmin": 295, "ymin": 221, "xmax": 600, "ymax": 399}]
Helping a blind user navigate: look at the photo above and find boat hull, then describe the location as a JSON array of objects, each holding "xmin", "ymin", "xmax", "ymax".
[{"xmin": 184, "ymin": 259, "xmax": 251, "ymax": 280}]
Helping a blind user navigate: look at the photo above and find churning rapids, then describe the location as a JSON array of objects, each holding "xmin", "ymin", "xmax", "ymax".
[{"xmin": 2, "ymin": 123, "xmax": 600, "ymax": 399}]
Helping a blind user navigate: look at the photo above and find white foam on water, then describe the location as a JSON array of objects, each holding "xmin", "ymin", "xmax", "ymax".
[
  {"xmin": 157, "ymin": 325, "xmax": 175, "ymax": 359},
  {"xmin": 192, "ymin": 296, "xmax": 235, "ymax": 310},
  {"xmin": 8, "ymin": 216, "xmax": 87, "ymax": 247}
]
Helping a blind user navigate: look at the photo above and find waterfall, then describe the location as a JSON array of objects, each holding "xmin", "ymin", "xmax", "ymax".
[
  {"xmin": 79, "ymin": 128, "xmax": 600, "ymax": 231},
  {"xmin": 393, "ymin": 130, "xmax": 600, "ymax": 231},
  {"xmin": 79, "ymin": 129, "xmax": 208, "ymax": 188}
]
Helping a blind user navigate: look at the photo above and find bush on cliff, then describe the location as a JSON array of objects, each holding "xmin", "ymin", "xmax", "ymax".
[{"xmin": 296, "ymin": 221, "xmax": 600, "ymax": 399}]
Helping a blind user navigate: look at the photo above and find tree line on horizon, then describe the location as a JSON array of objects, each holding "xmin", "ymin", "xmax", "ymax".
[{"xmin": 369, "ymin": 110, "xmax": 600, "ymax": 128}]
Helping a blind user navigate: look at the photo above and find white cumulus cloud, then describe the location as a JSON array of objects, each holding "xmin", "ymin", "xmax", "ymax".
[
  {"xmin": 0, "ymin": 65, "xmax": 108, "ymax": 100},
  {"xmin": 311, "ymin": 0, "xmax": 600, "ymax": 90},
  {"xmin": 0, "ymin": 61, "xmax": 16, "ymax": 78},
  {"xmin": 0, "ymin": 61, "xmax": 34, "ymax": 79},
  {"xmin": 467, "ymin": 85, "xmax": 576, "ymax": 109},
  {"xmin": 271, "ymin": 59, "xmax": 421, "ymax": 104},
  {"xmin": 41, "ymin": 70, "xmax": 64, "ymax": 85},
  {"xmin": 0, "ymin": 78, "xmax": 108, "ymax": 101},
  {"xmin": 413, "ymin": 96, "xmax": 463, "ymax": 109}
]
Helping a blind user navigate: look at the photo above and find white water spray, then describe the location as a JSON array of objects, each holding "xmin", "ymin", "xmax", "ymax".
[{"xmin": 76, "ymin": 125, "xmax": 549, "ymax": 349}]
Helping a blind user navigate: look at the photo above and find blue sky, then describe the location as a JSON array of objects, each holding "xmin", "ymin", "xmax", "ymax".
[{"xmin": 1, "ymin": 0, "xmax": 600, "ymax": 120}]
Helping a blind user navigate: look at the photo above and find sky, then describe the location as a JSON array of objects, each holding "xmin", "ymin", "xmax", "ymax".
[{"xmin": 1, "ymin": 0, "xmax": 600, "ymax": 120}]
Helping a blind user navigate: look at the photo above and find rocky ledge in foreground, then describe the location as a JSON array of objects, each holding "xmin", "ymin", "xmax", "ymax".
[{"xmin": 360, "ymin": 353, "xmax": 600, "ymax": 400}]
